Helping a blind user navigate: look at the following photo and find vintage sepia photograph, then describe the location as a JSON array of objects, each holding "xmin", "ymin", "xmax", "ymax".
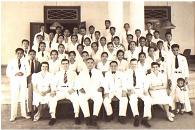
[{"xmin": 1, "ymin": 0, "xmax": 195, "ymax": 129}]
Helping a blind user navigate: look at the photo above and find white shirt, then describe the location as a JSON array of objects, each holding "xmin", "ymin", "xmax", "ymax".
[
  {"xmin": 36, "ymin": 51, "xmax": 50, "ymax": 63},
  {"xmin": 107, "ymin": 50, "xmax": 117, "ymax": 62},
  {"xmin": 91, "ymin": 50, "xmax": 102, "ymax": 64},
  {"xmin": 163, "ymin": 40, "xmax": 177, "ymax": 52},
  {"xmin": 96, "ymin": 61, "xmax": 110, "ymax": 72},
  {"xmin": 145, "ymin": 55, "xmax": 158, "ymax": 67},
  {"xmin": 116, "ymin": 59, "xmax": 128, "ymax": 72},
  {"xmin": 48, "ymin": 59, "xmax": 61, "ymax": 75},
  {"xmin": 121, "ymin": 30, "xmax": 133, "ymax": 50},
  {"xmin": 137, "ymin": 46, "xmax": 148, "ymax": 56},
  {"xmin": 83, "ymin": 45, "xmax": 92, "ymax": 56},
  {"xmin": 33, "ymin": 32, "xmax": 49, "ymax": 44},
  {"xmin": 152, "ymin": 38, "xmax": 164, "ymax": 44},
  {"xmin": 58, "ymin": 53, "xmax": 68, "ymax": 62},
  {"xmin": 66, "ymin": 42, "xmax": 79, "ymax": 53},
  {"xmin": 124, "ymin": 48, "xmax": 139, "ymax": 62},
  {"xmin": 137, "ymin": 61, "xmax": 150, "ymax": 74}
]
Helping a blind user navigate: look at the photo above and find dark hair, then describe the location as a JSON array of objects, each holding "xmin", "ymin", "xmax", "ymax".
[
  {"xmin": 61, "ymin": 59, "xmax": 69, "ymax": 64},
  {"xmin": 22, "ymin": 39, "xmax": 29, "ymax": 45},
  {"xmin": 157, "ymin": 40, "xmax": 164, "ymax": 45},
  {"xmin": 77, "ymin": 44, "xmax": 84, "ymax": 50},
  {"xmin": 91, "ymin": 42, "xmax": 99, "ymax": 48},
  {"xmin": 130, "ymin": 58, "xmax": 137, "ymax": 63},
  {"xmin": 15, "ymin": 48, "xmax": 24, "ymax": 53},
  {"xmin": 89, "ymin": 25, "xmax": 95, "ymax": 29},
  {"xmin": 135, "ymin": 29, "xmax": 141, "ymax": 33},
  {"xmin": 139, "ymin": 36, "xmax": 146, "ymax": 41},
  {"xmin": 110, "ymin": 27, "xmax": 116, "ymax": 31},
  {"xmin": 36, "ymin": 34, "xmax": 43, "ymax": 38},
  {"xmin": 127, "ymin": 34, "xmax": 134, "ymax": 38},
  {"xmin": 154, "ymin": 30, "xmax": 160, "ymax": 34},
  {"xmin": 82, "ymin": 51, "xmax": 89, "ymax": 55},
  {"xmin": 84, "ymin": 37, "xmax": 91, "ymax": 43},
  {"xmin": 50, "ymin": 50, "xmax": 58, "ymax": 55},
  {"xmin": 58, "ymin": 43, "xmax": 65, "ymax": 49},
  {"xmin": 146, "ymin": 33, "xmax": 153, "ymax": 37},
  {"xmin": 146, "ymin": 22, "xmax": 152, "ymax": 25},
  {"xmin": 107, "ymin": 42, "xmax": 114, "ymax": 46},
  {"xmin": 68, "ymin": 51, "xmax": 76, "ymax": 56},
  {"xmin": 56, "ymin": 26, "xmax": 62, "ymax": 29},
  {"xmin": 110, "ymin": 61, "xmax": 118, "ymax": 66},
  {"xmin": 171, "ymin": 44, "xmax": 180, "ymax": 49},
  {"xmin": 177, "ymin": 78, "xmax": 185, "ymax": 83},
  {"xmin": 28, "ymin": 49, "xmax": 36, "ymax": 54},
  {"xmin": 123, "ymin": 23, "xmax": 130, "ymax": 28},
  {"xmin": 39, "ymin": 42, "xmax": 46, "ymax": 48},
  {"xmin": 80, "ymin": 27, "xmax": 86, "ymax": 30},
  {"xmin": 71, "ymin": 34, "xmax": 78, "ymax": 39},
  {"xmin": 151, "ymin": 62, "xmax": 160, "ymax": 67},
  {"xmin": 100, "ymin": 36, "xmax": 106, "ymax": 41},
  {"xmin": 86, "ymin": 58, "xmax": 95, "ymax": 62},
  {"xmin": 40, "ymin": 61, "xmax": 49, "ymax": 70},
  {"xmin": 95, "ymin": 31, "xmax": 100, "ymax": 35},
  {"xmin": 165, "ymin": 32, "xmax": 172, "ymax": 36},
  {"xmin": 113, "ymin": 36, "xmax": 120, "ymax": 40},
  {"xmin": 116, "ymin": 50, "xmax": 124, "ymax": 56},
  {"xmin": 101, "ymin": 52, "xmax": 108, "ymax": 57},
  {"xmin": 138, "ymin": 52, "xmax": 146, "ymax": 58},
  {"xmin": 148, "ymin": 47, "xmax": 155, "ymax": 53},
  {"xmin": 105, "ymin": 20, "xmax": 111, "ymax": 24}
]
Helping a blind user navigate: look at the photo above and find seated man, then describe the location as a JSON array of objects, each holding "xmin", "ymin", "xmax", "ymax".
[
  {"xmin": 103, "ymin": 61, "xmax": 128, "ymax": 123},
  {"xmin": 146, "ymin": 62, "xmax": 175, "ymax": 122},
  {"xmin": 48, "ymin": 59, "xmax": 80, "ymax": 125},
  {"xmin": 124, "ymin": 58, "xmax": 151, "ymax": 128},
  {"xmin": 32, "ymin": 62, "xmax": 53, "ymax": 121}
]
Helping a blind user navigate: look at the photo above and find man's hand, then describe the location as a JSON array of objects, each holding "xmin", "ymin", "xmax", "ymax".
[
  {"xmin": 50, "ymin": 91, "xmax": 56, "ymax": 97},
  {"xmin": 68, "ymin": 89, "xmax": 75, "ymax": 95},
  {"xmin": 98, "ymin": 87, "xmax": 104, "ymax": 92},
  {"xmin": 79, "ymin": 88, "xmax": 85, "ymax": 94}
]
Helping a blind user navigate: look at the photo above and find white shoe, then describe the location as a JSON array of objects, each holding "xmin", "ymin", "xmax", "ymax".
[
  {"xmin": 167, "ymin": 116, "xmax": 174, "ymax": 122},
  {"xmin": 24, "ymin": 116, "xmax": 31, "ymax": 119},
  {"xmin": 170, "ymin": 112, "xmax": 175, "ymax": 118},
  {"xmin": 9, "ymin": 118, "xmax": 16, "ymax": 122}
]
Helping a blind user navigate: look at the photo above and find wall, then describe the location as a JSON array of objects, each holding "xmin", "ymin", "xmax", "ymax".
[{"xmin": 1, "ymin": 1, "xmax": 195, "ymax": 65}]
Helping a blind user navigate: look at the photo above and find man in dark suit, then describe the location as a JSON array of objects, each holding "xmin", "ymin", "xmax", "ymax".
[{"xmin": 27, "ymin": 49, "xmax": 41, "ymax": 117}]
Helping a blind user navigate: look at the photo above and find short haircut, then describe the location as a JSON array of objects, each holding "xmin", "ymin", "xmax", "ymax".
[
  {"xmin": 105, "ymin": 20, "xmax": 111, "ymax": 24},
  {"xmin": 58, "ymin": 43, "xmax": 65, "ymax": 48},
  {"xmin": 61, "ymin": 59, "xmax": 69, "ymax": 64},
  {"xmin": 146, "ymin": 22, "xmax": 152, "ymax": 25},
  {"xmin": 50, "ymin": 50, "xmax": 58, "ymax": 55},
  {"xmin": 154, "ymin": 30, "xmax": 160, "ymax": 34},
  {"xmin": 110, "ymin": 61, "xmax": 118, "ymax": 66},
  {"xmin": 36, "ymin": 34, "xmax": 43, "ymax": 38},
  {"xmin": 101, "ymin": 52, "xmax": 108, "ymax": 57},
  {"xmin": 148, "ymin": 47, "xmax": 155, "ymax": 53},
  {"xmin": 124, "ymin": 23, "xmax": 130, "ymax": 27},
  {"xmin": 89, "ymin": 25, "xmax": 95, "ymax": 29},
  {"xmin": 139, "ymin": 36, "xmax": 146, "ymax": 41},
  {"xmin": 22, "ymin": 39, "xmax": 29, "ymax": 45},
  {"xmin": 68, "ymin": 51, "xmax": 76, "ymax": 56},
  {"xmin": 177, "ymin": 78, "xmax": 185, "ymax": 83},
  {"xmin": 57, "ymin": 34, "xmax": 64, "ymax": 39},
  {"xmin": 110, "ymin": 27, "xmax": 116, "ymax": 31},
  {"xmin": 40, "ymin": 61, "xmax": 49, "ymax": 69},
  {"xmin": 138, "ymin": 52, "xmax": 146, "ymax": 58},
  {"xmin": 130, "ymin": 41, "xmax": 136, "ymax": 45},
  {"xmin": 15, "ymin": 48, "xmax": 24, "ymax": 53},
  {"xmin": 77, "ymin": 44, "xmax": 84, "ymax": 50},
  {"xmin": 127, "ymin": 34, "xmax": 134, "ymax": 38},
  {"xmin": 100, "ymin": 36, "xmax": 106, "ymax": 40},
  {"xmin": 113, "ymin": 36, "xmax": 120, "ymax": 40},
  {"xmin": 130, "ymin": 58, "xmax": 137, "ymax": 63},
  {"xmin": 157, "ymin": 40, "xmax": 163, "ymax": 45},
  {"xmin": 82, "ymin": 51, "xmax": 89, "ymax": 55},
  {"xmin": 86, "ymin": 58, "xmax": 94, "ymax": 62},
  {"xmin": 91, "ymin": 42, "xmax": 99, "ymax": 48},
  {"xmin": 56, "ymin": 26, "xmax": 62, "ymax": 29},
  {"xmin": 171, "ymin": 44, "xmax": 180, "ymax": 49},
  {"xmin": 116, "ymin": 50, "xmax": 124, "ymax": 56},
  {"xmin": 146, "ymin": 33, "xmax": 153, "ymax": 37},
  {"xmin": 95, "ymin": 31, "xmax": 100, "ymax": 35},
  {"xmin": 80, "ymin": 27, "xmax": 86, "ymax": 30},
  {"xmin": 135, "ymin": 29, "xmax": 141, "ymax": 33},
  {"xmin": 151, "ymin": 62, "xmax": 160, "ymax": 67},
  {"xmin": 39, "ymin": 42, "xmax": 46, "ymax": 47},
  {"xmin": 165, "ymin": 32, "xmax": 172, "ymax": 36},
  {"xmin": 84, "ymin": 37, "xmax": 91, "ymax": 42},
  {"xmin": 28, "ymin": 49, "xmax": 36, "ymax": 54},
  {"xmin": 71, "ymin": 34, "xmax": 78, "ymax": 39},
  {"xmin": 107, "ymin": 42, "xmax": 114, "ymax": 46}
]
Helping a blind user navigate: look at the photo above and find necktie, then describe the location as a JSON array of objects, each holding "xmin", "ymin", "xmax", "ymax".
[
  {"xmin": 175, "ymin": 55, "xmax": 179, "ymax": 69},
  {"xmin": 42, "ymin": 51, "xmax": 44, "ymax": 57},
  {"xmin": 49, "ymin": 41, "xmax": 52, "ymax": 48},
  {"xmin": 42, "ymin": 32, "xmax": 45, "ymax": 40},
  {"xmin": 56, "ymin": 34, "xmax": 59, "ymax": 43},
  {"xmin": 89, "ymin": 70, "xmax": 92, "ymax": 78},
  {"xmin": 64, "ymin": 72, "xmax": 67, "ymax": 83},
  {"xmin": 141, "ymin": 46, "xmax": 143, "ymax": 52},
  {"xmin": 111, "ymin": 35, "xmax": 113, "ymax": 42},
  {"xmin": 112, "ymin": 71, "xmax": 116, "ymax": 74},
  {"xmin": 18, "ymin": 59, "xmax": 21, "ymax": 69},
  {"xmin": 31, "ymin": 60, "xmax": 34, "ymax": 74},
  {"xmin": 133, "ymin": 70, "xmax": 136, "ymax": 86},
  {"xmin": 81, "ymin": 36, "xmax": 84, "ymax": 44},
  {"xmin": 136, "ymin": 37, "xmax": 139, "ymax": 47},
  {"xmin": 167, "ymin": 41, "xmax": 170, "ymax": 50},
  {"xmin": 126, "ymin": 31, "xmax": 128, "ymax": 37},
  {"xmin": 159, "ymin": 50, "xmax": 162, "ymax": 58},
  {"xmin": 91, "ymin": 34, "xmax": 93, "ymax": 39}
]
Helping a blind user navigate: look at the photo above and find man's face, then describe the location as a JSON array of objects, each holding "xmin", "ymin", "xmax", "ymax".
[
  {"xmin": 154, "ymin": 32, "xmax": 160, "ymax": 39},
  {"xmin": 157, "ymin": 42, "xmax": 163, "ymax": 50},
  {"xmin": 148, "ymin": 48, "xmax": 155, "ymax": 56},
  {"xmin": 73, "ymin": 27, "xmax": 79, "ymax": 34},
  {"xmin": 130, "ymin": 61, "xmax": 137, "ymax": 70},
  {"xmin": 56, "ymin": 28, "xmax": 61, "ymax": 34},
  {"xmin": 22, "ymin": 41, "xmax": 29, "ymax": 49},
  {"xmin": 29, "ymin": 52, "xmax": 36, "ymax": 60},
  {"xmin": 110, "ymin": 63, "xmax": 118, "ymax": 72},
  {"xmin": 110, "ymin": 28, "xmax": 115, "ymax": 35},
  {"xmin": 117, "ymin": 52, "xmax": 124, "ymax": 60},
  {"xmin": 64, "ymin": 29, "xmax": 70, "ymax": 37},
  {"xmin": 16, "ymin": 50, "xmax": 24, "ymax": 59},
  {"xmin": 84, "ymin": 39, "xmax": 90, "ymax": 46},
  {"xmin": 165, "ymin": 34, "xmax": 172, "ymax": 41},
  {"xmin": 71, "ymin": 36, "xmax": 78, "ymax": 43},
  {"xmin": 100, "ymin": 38, "xmax": 106, "ymax": 46},
  {"xmin": 135, "ymin": 31, "xmax": 141, "ymax": 37},
  {"xmin": 69, "ymin": 53, "xmax": 76, "ymax": 60},
  {"xmin": 77, "ymin": 46, "xmax": 83, "ymax": 54},
  {"xmin": 139, "ymin": 54, "xmax": 146, "ymax": 62},
  {"xmin": 172, "ymin": 47, "xmax": 179, "ymax": 56},
  {"xmin": 58, "ymin": 36, "xmax": 64, "ymax": 43},
  {"xmin": 40, "ymin": 26, "xmax": 45, "ymax": 32},
  {"xmin": 80, "ymin": 29, "xmax": 86, "ymax": 36},
  {"xmin": 95, "ymin": 32, "xmax": 100, "ymax": 39},
  {"xmin": 51, "ymin": 52, "xmax": 58, "ymax": 60},
  {"xmin": 127, "ymin": 36, "xmax": 133, "ymax": 43},
  {"xmin": 124, "ymin": 24, "xmax": 130, "ymax": 31},
  {"xmin": 130, "ymin": 42, "xmax": 136, "ymax": 50},
  {"xmin": 37, "ymin": 36, "xmax": 43, "ymax": 42},
  {"xmin": 105, "ymin": 21, "xmax": 110, "ymax": 28},
  {"xmin": 91, "ymin": 43, "xmax": 98, "ymax": 51},
  {"xmin": 140, "ymin": 39, "xmax": 146, "ymax": 47},
  {"xmin": 41, "ymin": 64, "xmax": 49, "ymax": 72},
  {"xmin": 82, "ymin": 53, "xmax": 89, "ymax": 61},
  {"xmin": 86, "ymin": 59, "xmax": 94, "ymax": 70},
  {"xmin": 146, "ymin": 23, "xmax": 152, "ymax": 30},
  {"xmin": 113, "ymin": 38, "xmax": 120, "ymax": 46},
  {"xmin": 49, "ymin": 33, "xmax": 54, "ymax": 40},
  {"xmin": 152, "ymin": 65, "xmax": 159, "ymax": 73},
  {"xmin": 39, "ymin": 44, "xmax": 46, "ymax": 51},
  {"xmin": 58, "ymin": 45, "xmax": 65, "ymax": 53},
  {"xmin": 89, "ymin": 27, "xmax": 95, "ymax": 34},
  {"xmin": 146, "ymin": 35, "xmax": 152, "ymax": 42},
  {"xmin": 101, "ymin": 54, "xmax": 108, "ymax": 62},
  {"xmin": 177, "ymin": 80, "xmax": 184, "ymax": 88},
  {"xmin": 61, "ymin": 61, "xmax": 69, "ymax": 71},
  {"xmin": 107, "ymin": 44, "xmax": 114, "ymax": 51}
]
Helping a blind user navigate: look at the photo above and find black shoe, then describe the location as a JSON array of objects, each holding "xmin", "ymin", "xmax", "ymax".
[
  {"xmin": 75, "ymin": 117, "xmax": 81, "ymax": 125},
  {"xmin": 92, "ymin": 115, "xmax": 98, "ymax": 121},
  {"xmin": 133, "ymin": 115, "xmax": 140, "ymax": 127},
  {"xmin": 48, "ymin": 118, "xmax": 56, "ymax": 126},
  {"xmin": 106, "ymin": 114, "xmax": 113, "ymax": 122},
  {"xmin": 118, "ymin": 116, "xmax": 126, "ymax": 124},
  {"xmin": 85, "ymin": 117, "xmax": 91, "ymax": 126},
  {"xmin": 90, "ymin": 116, "xmax": 97, "ymax": 126},
  {"xmin": 187, "ymin": 111, "xmax": 194, "ymax": 115},
  {"xmin": 141, "ymin": 117, "xmax": 151, "ymax": 128}
]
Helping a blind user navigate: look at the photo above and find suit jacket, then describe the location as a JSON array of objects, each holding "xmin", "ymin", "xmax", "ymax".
[{"xmin": 27, "ymin": 59, "xmax": 41, "ymax": 83}]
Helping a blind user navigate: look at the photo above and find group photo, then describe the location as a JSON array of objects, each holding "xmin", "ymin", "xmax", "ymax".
[{"xmin": 1, "ymin": 0, "xmax": 195, "ymax": 129}]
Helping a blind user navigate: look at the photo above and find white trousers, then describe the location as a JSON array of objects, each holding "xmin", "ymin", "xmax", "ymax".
[
  {"xmin": 129, "ymin": 91, "xmax": 152, "ymax": 118},
  {"xmin": 49, "ymin": 91, "xmax": 79, "ymax": 118},
  {"xmin": 78, "ymin": 91, "xmax": 103, "ymax": 117},
  {"xmin": 103, "ymin": 91, "xmax": 128, "ymax": 116},
  {"xmin": 10, "ymin": 77, "xmax": 28, "ymax": 119}
]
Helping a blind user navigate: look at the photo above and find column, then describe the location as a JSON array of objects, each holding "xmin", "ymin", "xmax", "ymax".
[
  {"xmin": 129, "ymin": 0, "xmax": 145, "ymax": 33},
  {"xmin": 108, "ymin": 1, "xmax": 123, "ymax": 33}
]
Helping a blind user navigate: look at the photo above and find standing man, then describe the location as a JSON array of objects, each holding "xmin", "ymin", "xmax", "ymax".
[
  {"xmin": 48, "ymin": 59, "xmax": 80, "ymax": 125},
  {"xmin": 123, "ymin": 58, "xmax": 151, "ymax": 128},
  {"xmin": 6, "ymin": 48, "xmax": 31, "ymax": 121},
  {"xmin": 76, "ymin": 58, "xmax": 104, "ymax": 126}
]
